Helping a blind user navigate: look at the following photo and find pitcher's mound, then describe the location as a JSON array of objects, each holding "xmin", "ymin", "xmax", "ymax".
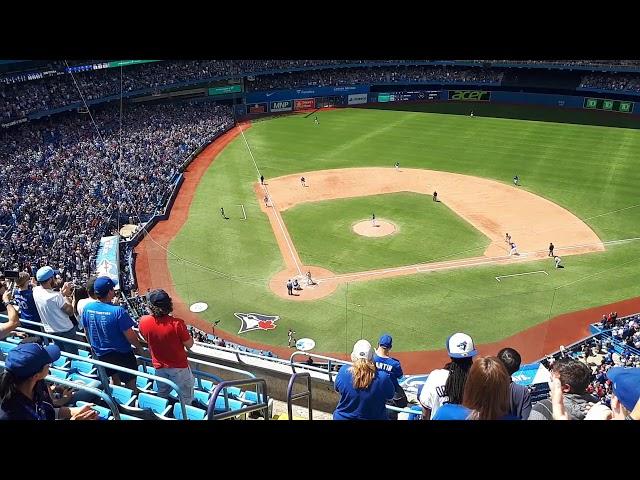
[{"xmin": 352, "ymin": 220, "xmax": 397, "ymax": 237}]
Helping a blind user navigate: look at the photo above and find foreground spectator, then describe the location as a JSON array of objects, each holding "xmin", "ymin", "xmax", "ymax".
[
  {"xmin": 32, "ymin": 266, "xmax": 78, "ymax": 354},
  {"xmin": 12, "ymin": 272, "xmax": 42, "ymax": 331},
  {"xmin": 333, "ymin": 339, "xmax": 394, "ymax": 420},
  {"xmin": 373, "ymin": 333, "xmax": 407, "ymax": 419},
  {"xmin": 75, "ymin": 276, "xmax": 97, "ymax": 324},
  {"xmin": 582, "ymin": 368, "xmax": 640, "ymax": 420},
  {"xmin": 497, "ymin": 347, "xmax": 532, "ymax": 419},
  {"xmin": 0, "ymin": 342, "xmax": 98, "ymax": 420},
  {"xmin": 81, "ymin": 277, "xmax": 143, "ymax": 390},
  {"xmin": 0, "ymin": 290, "xmax": 20, "ymax": 340},
  {"xmin": 138, "ymin": 289, "xmax": 194, "ymax": 406},
  {"xmin": 433, "ymin": 356, "xmax": 517, "ymax": 420},
  {"xmin": 418, "ymin": 332, "xmax": 476, "ymax": 419},
  {"xmin": 528, "ymin": 357, "xmax": 598, "ymax": 420}
]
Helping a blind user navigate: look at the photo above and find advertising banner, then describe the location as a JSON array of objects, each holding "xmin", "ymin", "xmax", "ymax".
[
  {"xmin": 248, "ymin": 103, "xmax": 267, "ymax": 114},
  {"xmin": 293, "ymin": 98, "xmax": 315, "ymax": 110},
  {"xmin": 348, "ymin": 93, "xmax": 368, "ymax": 105},
  {"xmin": 270, "ymin": 100, "xmax": 293, "ymax": 112},
  {"xmin": 448, "ymin": 90, "xmax": 491, "ymax": 101},
  {"xmin": 94, "ymin": 235, "xmax": 120, "ymax": 288},
  {"xmin": 583, "ymin": 97, "xmax": 634, "ymax": 113},
  {"xmin": 208, "ymin": 84, "xmax": 243, "ymax": 96}
]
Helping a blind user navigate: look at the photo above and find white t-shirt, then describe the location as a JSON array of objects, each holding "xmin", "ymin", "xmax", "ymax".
[
  {"xmin": 75, "ymin": 298, "xmax": 98, "ymax": 331},
  {"xmin": 418, "ymin": 368, "xmax": 450, "ymax": 417},
  {"xmin": 32, "ymin": 286, "xmax": 75, "ymax": 333}
]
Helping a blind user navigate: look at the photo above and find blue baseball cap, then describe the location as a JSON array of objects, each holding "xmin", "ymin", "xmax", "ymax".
[
  {"xmin": 93, "ymin": 276, "xmax": 116, "ymax": 297},
  {"xmin": 606, "ymin": 367, "xmax": 640, "ymax": 411},
  {"xmin": 5, "ymin": 343, "xmax": 61, "ymax": 379},
  {"xmin": 379, "ymin": 334, "xmax": 393, "ymax": 349},
  {"xmin": 35, "ymin": 266, "xmax": 57, "ymax": 282}
]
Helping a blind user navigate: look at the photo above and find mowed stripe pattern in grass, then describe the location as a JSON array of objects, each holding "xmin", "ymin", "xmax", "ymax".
[{"xmin": 167, "ymin": 106, "xmax": 640, "ymax": 352}]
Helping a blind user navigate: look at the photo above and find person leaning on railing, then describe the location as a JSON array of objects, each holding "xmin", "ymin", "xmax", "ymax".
[{"xmin": 0, "ymin": 290, "xmax": 20, "ymax": 340}]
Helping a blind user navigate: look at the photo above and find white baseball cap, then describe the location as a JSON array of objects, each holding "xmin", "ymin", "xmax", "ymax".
[
  {"xmin": 446, "ymin": 332, "xmax": 477, "ymax": 358},
  {"xmin": 351, "ymin": 339, "xmax": 374, "ymax": 362}
]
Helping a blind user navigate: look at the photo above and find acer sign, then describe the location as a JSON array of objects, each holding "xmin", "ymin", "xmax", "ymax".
[
  {"xmin": 270, "ymin": 100, "xmax": 293, "ymax": 112},
  {"xmin": 293, "ymin": 98, "xmax": 315, "ymax": 110},
  {"xmin": 448, "ymin": 90, "xmax": 491, "ymax": 101}
]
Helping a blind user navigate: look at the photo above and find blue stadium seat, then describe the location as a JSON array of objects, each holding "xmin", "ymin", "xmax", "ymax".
[
  {"xmin": 193, "ymin": 389, "xmax": 210, "ymax": 406},
  {"xmin": 108, "ymin": 385, "xmax": 136, "ymax": 407},
  {"xmin": 138, "ymin": 365, "xmax": 156, "ymax": 376},
  {"xmin": 114, "ymin": 414, "xmax": 142, "ymax": 420},
  {"xmin": 70, "ymin": 360, "xmax": 97, "ymax": 377},
  {"xmin": 52, "ymin": 355, "xmax": 70, "ymax": 369},
  {"xmin": 136, "ymin": 392, "xmax": 171, "ymax": 418},
  {"xmin": 75, "ymin": 401, "xmax": 112, "ymax": 420},
  {"xmin": 172, "ymin": 403, "xmax": 206, "ymax": 420},
  {"xmin": 77, "ymin": 349, "xmax": 91, "ymax": 358},
  {"xmin": 49, "ymin": 368, "xmax": 68, "ymax": 380},
  {"xmin": 240, "ymin": 390, "xmax": 263, "ymax": 404},
  {"xmin": 0, "ymin": 341, "xmax": 16, "ymax": 354},
  {"xmin": 67, "ymin": 373, "xmax": 102, "ymax": 390},
  {"xmin": 4, "ymin": 336, "xmax": 21, "ymax": 344},
  {"xmin": 212, "ymin": 396, "xmax": 244, "ymax": 414},
  {"xmin": 194, "ymin": 378, "xmax": 216, "ymax": 392},
  {"xmin": 225, "ymin": 386, "xmax": 242, "ymax": 398},
  {"xmin": 136, "ymin": 376, "xmax": 152, "ymax": 391}
]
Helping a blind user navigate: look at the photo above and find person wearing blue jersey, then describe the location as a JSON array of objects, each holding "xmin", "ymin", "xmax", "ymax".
[
  {"xmin": 81, "ymin": 277, "xmax": 144, "ymax": 390},
  {"xmin": 12, "ymin": 272, "xmax": 42, "ymax": 331},
  {"xmin": 334, "ymin": 339, "xmax": 394, "ymax": 420},
  {"xmin": 373, "ymin": 334, "xmax": 408, "ymax": 419}
]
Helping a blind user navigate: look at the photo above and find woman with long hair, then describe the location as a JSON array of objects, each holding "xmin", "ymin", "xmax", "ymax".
[
  {"xmin": 333, "ymin": 339, "xmax": 395, "ymax": 420},
  {"xmin": 0, "ymin": 342, "xmax": 98, "ymax": 420},
  {"xmin": 433, "ymin": 356, "xmax": 516, "ymax": 420}
]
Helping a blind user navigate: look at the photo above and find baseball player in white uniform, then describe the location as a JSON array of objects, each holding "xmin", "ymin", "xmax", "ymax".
[
  {"xmin": 554, "ymin": 255, "xmax": 562, "ymax": 268},
  {"xmin": 509, "ymin": 242, "xmax": 519, "ymax": 256}
]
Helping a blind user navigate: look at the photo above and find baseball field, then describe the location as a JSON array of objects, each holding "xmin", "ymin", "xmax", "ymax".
[{"xmin": 135, "ymin": 102, "xmax": 640, "ymax": 370}]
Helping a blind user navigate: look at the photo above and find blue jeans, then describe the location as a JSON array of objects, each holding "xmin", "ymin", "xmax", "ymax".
[{"xmin": 51, "ymin": 326, "xmax": 79, "ymax": 355}]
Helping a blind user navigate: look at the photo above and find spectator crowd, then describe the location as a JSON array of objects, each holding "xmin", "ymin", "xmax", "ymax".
[{"xmin": 0, "ymin": 101, "xmax": 233, "ymax": 285}]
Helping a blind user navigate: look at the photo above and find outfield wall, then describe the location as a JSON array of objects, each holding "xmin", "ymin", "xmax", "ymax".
[{"xmin": 243, "ymin": 86, "xmax": 640, "ymax": 117}]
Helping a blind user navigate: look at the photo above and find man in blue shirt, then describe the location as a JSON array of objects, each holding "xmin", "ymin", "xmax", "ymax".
[
  {"xmin": 373, "ymin": 334, "xmax": 408, "ymax": 419},
  {"xmin": 13, "ymin": 272, "xmax": 42, "ymax": 331},
  {"xmin": 81, "ymin": 277, "xmax": 144, "ymax": 390}
]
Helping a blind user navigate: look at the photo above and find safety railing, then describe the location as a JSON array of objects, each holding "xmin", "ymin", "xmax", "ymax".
[
  {"xmin": 289, "ymin": 351, "xmax": 350, "ymax": 383},
  {"xmin": 0, "ymin": 359, "xmax": 121, "ymax": 420},
  {"xmin": 207, "ymin": 378, "xmax": 269, "ymax": 421},
  {"xmin": 286, "ymin": 371, "xmax": 312, "ymax": 420}
]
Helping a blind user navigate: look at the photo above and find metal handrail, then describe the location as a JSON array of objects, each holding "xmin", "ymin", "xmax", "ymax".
[
  {"xmin": 289, "ymin": 351, "xmax": 350, "ymax": 383},
  {"xmin": 11, "ymin": 326, "xmax": 188, "ymax": 419},
  {"xmin": 207, "ymin": 379, "xmax": 269, "ymax": 421},
  {"xmin": 0, "ymin": 359, "xmax": 120, "ymax": 420},
  {"xmin": 286, "ymin": 372, "xmax": 312, "ymax": 420}
]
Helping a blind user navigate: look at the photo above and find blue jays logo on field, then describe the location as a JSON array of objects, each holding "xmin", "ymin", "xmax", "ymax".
[{"xmin": 234, "ymin": 312, "xmax": 280, "ymax": 334}]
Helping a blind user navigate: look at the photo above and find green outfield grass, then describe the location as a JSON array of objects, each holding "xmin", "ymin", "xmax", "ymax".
[
  {"xmin": 282, "ymin": 192, "xmax": 489, "ymax": 273},
  {"xmin": 166, "ymin": 104, "xmax": 640, "ymax": 354}
]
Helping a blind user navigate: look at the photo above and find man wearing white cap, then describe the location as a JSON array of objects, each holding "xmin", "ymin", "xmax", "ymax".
[
  {"xmin": 418, "ymin": 332, "xmax": 477, "ymax": 419},
  {"xmin": 32, "ymin": 266, "xmax": 78, "ymax": 355},
  {"xmin": 333, "ymin": 339, "xmax": 395, "ymax": 420}
]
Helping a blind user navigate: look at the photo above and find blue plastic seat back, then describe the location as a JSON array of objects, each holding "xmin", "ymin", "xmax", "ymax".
[
  {"xmin": 213, "ymin": 397, "xmax": 244, "ymax": 413},
  {"xmin": 137, "ymin": 392, "xmax": 169, "ymax": 414},
  {"xmin": 52, "ymin": 356, "xmax": 69, "ymax": 368},
  {"xmin": 173, "ymin": 403, "xmax": 206, "ymax": 420},
  {"xmin": 71, "ymin": 360, "xmax": 96, "ymax": 375},
  {"xmin": 193, "ymin": 389, "xmax": 210, "ymax": 407},
  {"xmin": 78, "ymin": 349, "xmax": 91, "ymax": 358},
  {"xmin": 49, "ymin": 368, "xmax": 69, "ymax": 380},
  {"xmin": 136, "ymin": 376, "xmax": 151, "ymax": 390},
  {"xmin": 0, "ymin": 341, "xmax": 16, "ymax": 354},
  {"xmin": 195, "ymin": 378, "xmax": 215, "ymax": 392},
  {"xmin": 138, "ymin": 365, "xmax": 156, "ymax": 376},
  {"xmin": 75, "ymin": 401, "xmax": 111, "ymax": 420},
  {"xmin": 109, "ymin": 385, "xmax": 134, "ymax": 405},
  {"xmin": 117, "ymin": 414, "xmax": 142, "ymax": 420}
]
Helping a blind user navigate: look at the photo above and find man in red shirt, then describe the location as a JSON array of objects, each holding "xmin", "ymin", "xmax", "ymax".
[{"xmin": 138, "ymin": 289, "xmax": 194, "ymax": 405}]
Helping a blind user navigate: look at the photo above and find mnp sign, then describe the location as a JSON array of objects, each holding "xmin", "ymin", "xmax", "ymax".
[
  {"xmin": 348, "ymin": 93, "xmax": 368, "ymax": 105},
  {"xmin": 448, "ymin": 90, "xmax": 491, "ymax": 101},
  {"xmin": 270, "ymin": 100, "xmax": 293, "ymax": 112}
]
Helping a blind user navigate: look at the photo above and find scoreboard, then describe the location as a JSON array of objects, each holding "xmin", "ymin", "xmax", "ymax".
[
  {"xmin": 583, "ymin": 97, "xmax": 634, "ymax": 113},
  {"xmin": 376, "ymin": 91, "xmax": 439, "ymax": 103}
]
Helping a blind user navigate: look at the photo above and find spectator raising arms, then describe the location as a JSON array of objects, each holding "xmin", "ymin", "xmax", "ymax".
[{"xmin": 333, "ymin": 340, "xmax": 395, "ymax": 420}]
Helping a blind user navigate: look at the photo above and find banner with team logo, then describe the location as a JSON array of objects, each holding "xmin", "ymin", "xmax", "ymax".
[
  {"xmin": 348, "ymin": 93, "xmax": 368, "ymax": 105},
  {"xmin": 94, "ymin": 235, "xmax": 120, "ymax": 288}
]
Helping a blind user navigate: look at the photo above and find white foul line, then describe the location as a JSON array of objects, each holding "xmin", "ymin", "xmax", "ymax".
[
  {"xmin": 237, "ymin": 204, "xmax": 247, "ymax": 220},
  {"xmin": 239, "ymin": 127, "xmax": 302, "ymax": 275},
  {"xmin": 495, "ymin": 270, "xmax": 549, "ymax": 282}
]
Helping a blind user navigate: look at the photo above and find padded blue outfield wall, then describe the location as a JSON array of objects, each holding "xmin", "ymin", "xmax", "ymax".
[{"xmin": 244, "ymin": 86, "xmax": 640, "ymax": 116}]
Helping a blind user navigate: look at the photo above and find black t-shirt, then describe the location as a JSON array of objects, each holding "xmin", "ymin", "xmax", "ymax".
[
  {"xmin": 0, "ymin": 385, "xmax": 56, "ymax": 421},
  {"xmin": 508, "ymin": 382, "xmax": 532, "ymax": 420}
]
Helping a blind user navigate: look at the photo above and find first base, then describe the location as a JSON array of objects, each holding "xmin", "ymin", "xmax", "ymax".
[{"xmin": 190, "ymin": 302, "xmax": 209, "ymax": 313}]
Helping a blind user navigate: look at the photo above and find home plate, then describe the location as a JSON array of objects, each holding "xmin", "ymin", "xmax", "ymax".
[{"xmin": 190, "ymin": 302, "xmax": 208, "ymax": 313}]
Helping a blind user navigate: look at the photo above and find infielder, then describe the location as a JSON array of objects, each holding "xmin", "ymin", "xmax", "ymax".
[
  {"xmin": 509, "ymin": 242, "xmax": 519, "ymax": 256},
  {"xmin": 548, "ymin": 242, "xmax": 555, "ymax": 257},
  {"xmin": 505, "ymin": 233, "xmax": 511, "ymax": 244},
  {"xmin": 395, "ymin": 162, "xmax": 400, "ymax": 171},
  {"xmin": 554, "ymin": 256, "xmax": 562, "ymax": 268},
  {"xmin": 371, "ymin": 212, "xmax": 376, "ymax": 226},
  {"xmin": 300, "ymin": 176, "xmax": 306, "ymax": 187},
  {"xmin": 264, "ymin": 195, "xmax": 269, "ymax": 207},
  {"xmin": 513, "ymin": 175, "xmax": 519, "ymax": 186}
]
